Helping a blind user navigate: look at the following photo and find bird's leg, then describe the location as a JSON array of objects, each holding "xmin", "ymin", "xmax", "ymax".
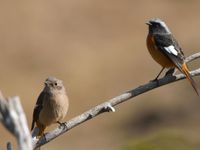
[
  {"xmin": 151, "ymin": 67, "xmax": 165, "ymax": 82},
  {"xmin": 165, "ymin": 68, "xmax": 175, "ymax": 77}
]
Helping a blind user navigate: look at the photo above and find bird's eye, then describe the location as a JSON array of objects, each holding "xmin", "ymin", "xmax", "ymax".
[{"xmin": 54, "ymin": 82, "xmax": 58, "ymax": 86}]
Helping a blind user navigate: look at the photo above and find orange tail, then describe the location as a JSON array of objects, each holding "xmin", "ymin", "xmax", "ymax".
[
  {"xmin": 181, "ymin": 63, "xmax": 200, "ymax": 96},
  {"xmin": 36, "ymin": 121, "xmax": 46, "ymax": 137}
]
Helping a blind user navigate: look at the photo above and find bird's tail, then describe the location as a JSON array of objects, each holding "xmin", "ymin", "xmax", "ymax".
[{"xmin": 181, "ymin": 63, "xmax": 200, "ymax": 96}]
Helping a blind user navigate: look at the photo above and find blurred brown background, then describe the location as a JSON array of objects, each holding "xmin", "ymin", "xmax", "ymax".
[{"xmin": 1, "ymin": 0, "xmax": 200, "ymax": 150}]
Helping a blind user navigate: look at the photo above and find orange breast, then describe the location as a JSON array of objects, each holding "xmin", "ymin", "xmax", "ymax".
[{"xmin": 146, "ymin": 35, "xmax": 174, "ymax": 68}]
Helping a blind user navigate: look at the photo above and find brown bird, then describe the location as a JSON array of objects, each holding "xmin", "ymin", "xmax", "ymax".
[
  {"xmin": 31, "ymin": 77, "xmax": 69, "ymax": 137},
  {"xmin": 146, "ymin": 18, "xmax": 200, "ymax": 96}
]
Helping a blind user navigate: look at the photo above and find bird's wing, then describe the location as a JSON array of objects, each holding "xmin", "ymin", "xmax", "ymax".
[
  {"xmin": 154, "ymin": 34, "xmax": 185, "ymax": 69},
  {"xmin": 154, "ymin": 34, "xmax": 200, "ymax": 96},
  {"xmin": 31, "ymin": 92, "xmax": 45, "ymax": 130}
]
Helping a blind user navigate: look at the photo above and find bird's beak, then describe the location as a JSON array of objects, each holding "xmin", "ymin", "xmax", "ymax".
[{"xmin": 146, "ymin": 21, "xmax": 151, "ymax": 25}]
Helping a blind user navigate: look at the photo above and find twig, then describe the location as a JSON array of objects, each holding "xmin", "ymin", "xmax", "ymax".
[
  {"xmin": 33, "ymin": 52, "xmax": 200, "ymax": 149},
  {"xmin": 185, "ymin": 52, "xmax": 200, "ymax": 63},
  {"xmin": 0, "ymin": 95, "xmax": 32, "ymax": 150}
]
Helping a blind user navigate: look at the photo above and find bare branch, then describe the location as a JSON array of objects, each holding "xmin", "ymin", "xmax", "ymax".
[
  {"xmin": 0, "ymin": 95, "xmax": 32, "ymax": 150},
  {"xmin": 185, "ymin": 52, "xmax": 200, "ymax": 63},
  {"xmin": 33, "ymin": 52, "xmax": 200, "ymax": 149}
]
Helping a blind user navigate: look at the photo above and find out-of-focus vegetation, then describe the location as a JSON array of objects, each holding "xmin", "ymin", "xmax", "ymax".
[{"xmin": 124, "ymin": 131, "xmax": 200, "ymax": 150}]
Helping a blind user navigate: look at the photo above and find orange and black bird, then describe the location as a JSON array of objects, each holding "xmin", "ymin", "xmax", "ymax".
[{"xmin": 146, "ymin": 18, "xmax": 200, "ymax": 96}]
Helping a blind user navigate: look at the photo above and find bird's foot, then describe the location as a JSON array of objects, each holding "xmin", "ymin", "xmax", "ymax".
[
  {"xmin": 165, "ymin": 68, "xmax": 175, "ymax": 77},
  {"xmin": 150, "ymin": 78, "xmax": 159, "ymax": 82},
  {"xmin": 57, "ymin": 121, "xmax": 68, "ymax": 130}
]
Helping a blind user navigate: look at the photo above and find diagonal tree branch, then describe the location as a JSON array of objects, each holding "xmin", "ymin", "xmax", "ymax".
[{"xmin": 33, "ymin": 52, "xmax": 200, "ymax": 149}]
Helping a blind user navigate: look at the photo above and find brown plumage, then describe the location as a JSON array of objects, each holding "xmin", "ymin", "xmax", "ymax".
[{"xmin": 31, "ymin": 77, "xmax": 69, "ymax": 137}]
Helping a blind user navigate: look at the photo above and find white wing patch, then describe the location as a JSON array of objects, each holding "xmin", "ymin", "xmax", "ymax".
[{"xmin": 164, "ymin": 45, "xmax": 178, "ymax": 56}]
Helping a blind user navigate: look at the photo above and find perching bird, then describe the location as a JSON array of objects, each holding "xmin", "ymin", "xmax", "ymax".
[
  {"xmin": 146, "ymin": 18, "xmax": 200, "ymax": 96},
  {"xmin": 31, "ymin": 77, "xmax": 69, "ymax": 136}
]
